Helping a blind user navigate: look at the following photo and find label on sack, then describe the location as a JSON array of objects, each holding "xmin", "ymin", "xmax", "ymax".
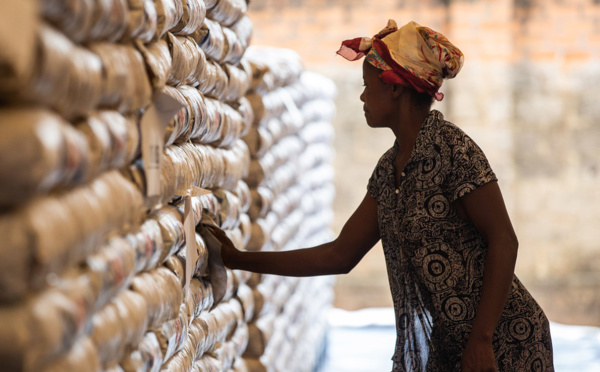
[{"xmin": 141, "ymin": 92, "xmax": 183, "ymax": 197}]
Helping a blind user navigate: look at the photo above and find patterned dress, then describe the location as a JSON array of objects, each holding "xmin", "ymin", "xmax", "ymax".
[{"xmin": 367, "ymin": 110, "xmax": 554, "ymax": 371}]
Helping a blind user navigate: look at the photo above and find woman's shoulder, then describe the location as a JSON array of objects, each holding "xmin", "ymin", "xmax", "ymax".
[{"xmin": 431, "ymin": 110, "xmax": 471, "ymax": 145}]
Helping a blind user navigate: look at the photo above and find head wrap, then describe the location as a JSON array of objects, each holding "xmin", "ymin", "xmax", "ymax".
[{"xmin": 337, "ymin": 20, "xmax": 464, "ymax": 101}]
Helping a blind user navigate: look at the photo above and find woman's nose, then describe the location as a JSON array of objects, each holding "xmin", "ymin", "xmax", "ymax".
[{"xmin": 360, "ymin": 91, "xmax": 365, "ymax": 102}]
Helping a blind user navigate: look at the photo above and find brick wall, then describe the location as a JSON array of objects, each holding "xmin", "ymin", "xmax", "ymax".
[{"xmin": 248, "ymin": 0, "xmax": 600, "ymax": 325}]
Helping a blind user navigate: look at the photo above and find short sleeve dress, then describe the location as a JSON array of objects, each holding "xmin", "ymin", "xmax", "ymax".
[{"xmin": 367, "ymin": 110, "xmax": 554, "ymax": 371}]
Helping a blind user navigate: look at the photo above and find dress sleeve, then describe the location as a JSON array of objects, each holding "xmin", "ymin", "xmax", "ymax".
[
  {"xmin": 442, "ymin": 129, "xmax": 498, "ymax": 202},
  {"xmin": 367, "ymin": 167, "xmax": 379, "ymax": 199},
  {"xmin": 367, "ymin": 152, "xmax": 389, "ymax": 200}
]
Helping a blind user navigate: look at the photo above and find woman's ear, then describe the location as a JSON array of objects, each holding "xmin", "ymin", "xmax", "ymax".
[{"xmin": 391, "ymin": 84, "xmax": 404, "ymax": 99}]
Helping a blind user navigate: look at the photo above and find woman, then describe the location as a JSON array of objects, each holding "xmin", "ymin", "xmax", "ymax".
[{"xmin": 215, "ymin": 20, "xmax": 554, "ymax": 371}]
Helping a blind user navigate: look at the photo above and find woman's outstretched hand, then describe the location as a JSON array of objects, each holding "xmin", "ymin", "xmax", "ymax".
[
  {"xmin": 205, "ymin": 225, "xmax": 239, "ymax": 268},
  {"xmin": 460, "ymin": 336, "xmax": 497, "ymax": 372}
]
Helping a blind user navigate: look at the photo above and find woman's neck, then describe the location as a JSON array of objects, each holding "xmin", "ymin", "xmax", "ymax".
[{"xmin": 391, "ymin": 106, "xmax": 430, "ymax": 156}]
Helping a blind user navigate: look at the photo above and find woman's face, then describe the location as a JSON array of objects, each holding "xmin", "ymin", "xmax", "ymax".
[{"xmin": 360, "ymin": 61, "xmax": 396, "ymax": 128}]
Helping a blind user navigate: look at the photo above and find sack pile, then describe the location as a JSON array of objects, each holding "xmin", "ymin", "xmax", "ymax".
[
  {"xmin": 240, "ymin": 47, "xmax": 337, "ymax": 372},
  {"xmin": 0, "ymin": 1, "xmax": 336, "ymax": 372}
]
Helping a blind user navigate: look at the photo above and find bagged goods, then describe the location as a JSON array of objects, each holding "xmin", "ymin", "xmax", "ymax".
[
  {"xmin": 90, "ymin": 42, "xmax": 153, "ymax": 113},
  {"xmin": 26, "ymin": 24, "xmax": 104, "ymax": 119},
  {"xmin": 42, "ymin": 0, "xmax": 129, "ymax": 43},
  {"xmin": 136, "ymin": 38, "xmax": 172, "ymax": 91},
  {"xmin": 0, "ymin": 108, "xmax": 88, "ymax": 207},
  {"xmin": 0, "ymin": 0, "xmax": 337, "ymax": 367},
  {"xmin": 0, "ymin": 171, "xmax": 144, "ymax": 302},
  {"xmin": 42, "ymin": 337, "xmax": 101, "ymax": 372},
  {"xmin": 154, "ymin": 0, "xmax": 184, "ymax": 40},
  {"xmin": 207, "ymin": 0, "xmax": 247, "ymax": 27},
  {"xmin": 90, "ymin": 290, "xmax": 149, "ymax": 367},
  {"xmin": 172, "ymin": 0, "xmax": 206, "ymax": 36},
  {"xmin": 120, "ymin": 331, "xmax": 163, "ymax": 372},
  {"xmin": 131, "ymin": 267, "xmax": 182, "ymax": 329},
  {"xmin": 125, "ymin": 0, "xmax": 158, "ymax": 43},
  {"xmin": 154, "ymin": 305, "xmax": 190, "ymax": 362}
]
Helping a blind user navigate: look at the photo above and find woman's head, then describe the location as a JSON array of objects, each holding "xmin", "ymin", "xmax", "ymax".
[
  {"xmin": 360, "ymin": 60, "xmax": 433, "ymax": 128},
  {"xmin": 338, "ymin": 20, "xmax": 464, "ymax": 102}
]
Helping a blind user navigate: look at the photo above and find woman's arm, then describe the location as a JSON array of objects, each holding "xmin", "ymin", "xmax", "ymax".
[
  {"xmin": 457, "ymin": 180, "xmax": 518, "ymax": 372},
  {"xmin": 217, "ymin": 192, "xmax": 381, "ymax": 277}
]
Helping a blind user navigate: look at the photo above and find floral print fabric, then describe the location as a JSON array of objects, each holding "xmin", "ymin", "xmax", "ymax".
[{"xmin": 367, "ymin": 110, "xmax": 554, "ymax": 371}]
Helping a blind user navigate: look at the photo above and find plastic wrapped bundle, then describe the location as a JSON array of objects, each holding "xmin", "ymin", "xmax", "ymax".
[
  {"xmin": 160, "ymin": 342, "xmax": 194, "ymax": 372},
  {"xmin": 234, "ymin": 180, "xmax": 251, "ymax": 214},
  {"xmin": 90, "ymin": 42, "xmax": 153, "ymax": 113},
  {"xmin": 136, "ymin": 38, "xmax": 172, "ymax": 91},
  {"xmin": 198, "ymin": 189, "xmax": 241, "ymax": 230},
  {"xmin": 120, "ymin": 332, "xmax": 163, "ymax": 372},
  {"xmin": 176, "ymin": 232, "xmax": 209, "ymax": 276},
  {"xmin": 162, "ymin": 86, "xmax": 192, "ymax": 145},
  {"xmin": 234, "ymin": 283, "xmax": 255, "ymax": 323},
  {"xmin": 214, "ymin": 341, "xmax": 236, "ymax": 371},
  {"xmin": 126, "ymin": 218, "xmax": 164, "ymax": 273},
  {"xmin": 208, "ymin": 102, "xmax": 246, "ymax": 149},
  {"xmin": 172, "ymin": 0, "xmax": 207, "ymax": 35},
  {"xmin": 154, "ymin": 305, "xmax": 190, "ymax": 362},
  {"xmin": 194, "ymin": 354, "xmax": 223, "ymax": 371},
  {"xmin": 188, "ymin": 314, "xmax": 211, "ymax": 359},
  {"xmin": 167, "ymin": 34, "xmax": 205, "ymax": 86},
  {"xmin": 173, "ymin": 193, "xmax": 204, "ymax": 226},
  {"xmin": 22, "ymin": 24, "xmax": 103, "ymax": 119},
  {"xmin": 154, "ymin": 0, "xmax": 184, "ymax": 40},
  {"xmin": 90, "ymin": 289, "xmax": 149, "ymax": 368},
  {"xmin": 77, "ymin": 111, "xmax": 140, "ymax": 182},
  {"xmin": 0, "ymin": 108, "xmax": 89, "ymax": 207},
  {"xmin": 244, "ymin": 212, "xmax": 277, "ymax": 252},
  {"xmin": 41, "ymin": 0, "xmax": 129, "ymax": 43},
  {"xmin": 131, "ymin": 267, "xmax": 183, "ymax": 329},
  {"xmin": 0, "ymin": 289, "xmax": 88, "ymax": 371},
  {"xmin": 124, "ymin": 0, "xmax": 159, "ymax": 42},
  {"xmin": 221, "ymin": 26, "xmax": 245, "ymax": 65},
  {"xmin": 243, "ymin": 358, "xmax": 266, "ymax": 372},
  {"xmin": 269, "ymin": 209, "xmax": 303, "ymax": 252},
  {"xmin": 86, "ymin": 236, "xmax": 138, "ymax": 311},
  {"xmin": 196, "ymin": 60, "xmax": 228, "ymax": 100},
  {"xmin": 244, "ymin": 47, "xmax": 303, "ymax": 94},
  {"xmin": 259, "ymin": 87, "xmax": 303, "ymax": 132},
  {"xmin": 232, "ymin": 357, "xmax": 250, "ymax": 372},
  {"xmin": 197, "ymin": 19, "xmax": 225, "ymax": 62},
  {"xmin": 149, "ymin": 205, "xmax": 185, "ymax": 263},
  {"xmin": 298, "ymin": 117, "xmax": 335, "ymax": 145},
  {"xmin": 262, "ymin": 162, "xmax": 297, "ymax": 200},
  {"xmin": 193, "ymin": 311, "xmax": 220, "ymax": 357},
  {"xmin": 222, "ymin": 63, "xmax": 251, "ymax": 103},
  {"xmin": 244, "ymin": 136, "xmax": 304, "ymax": 188},
  {"xmin": 164, "ymin": 255, "xmax": 185, "ymax": 287},
  {"xmin": 230, "ymin": 316, "xmax": 250, "ymax": 357},
  {"xmin": 242, "ymin": 125, "xmax": 272, "ymax": 160},
  {"xmin": 0, "ymin": 171, "xmax": 144, "ymax": 302},
  {"xmin": 244, "ymin": 93, "xmax": 264, "ymax": 126},
  {"xmin": 42, "ymin": 337, "xmax": 101, "ymax": 372},
  {"xmin": 229, "ymin": 15, "xmax": 253, "ymax": 53},
  {"xmin": 184, "ymin": 278, "xmax": 214, "ymax": 320},
  {"xmin": 235, "ymin": 95, "xmax": 255, "ymax": 133},
  {"xmin": 207, "ymin": 0, "xmax": 247, "ymax": 27},
  {"xmin": 300, "ymin": 100, "xmax": 337, "ymax": 126}
]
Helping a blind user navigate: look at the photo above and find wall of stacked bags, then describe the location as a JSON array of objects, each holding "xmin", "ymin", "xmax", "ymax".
[{"xmin": 0, "ymin": 1, "xmax": 336, "ymax": 372}]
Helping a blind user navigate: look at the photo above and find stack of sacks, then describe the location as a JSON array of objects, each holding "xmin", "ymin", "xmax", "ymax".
[
  {"xmin": 0, "ymin": 0, "xmax": 255, "ymax": 371},
  {"xmin": 239, "ymin": 46, "xmax": 337, "ymax": 372}
]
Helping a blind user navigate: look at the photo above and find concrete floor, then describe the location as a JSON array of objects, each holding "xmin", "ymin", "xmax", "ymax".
[{"xmin": 317, "ymin": 308, "xmax": 600, "ymax": 372}]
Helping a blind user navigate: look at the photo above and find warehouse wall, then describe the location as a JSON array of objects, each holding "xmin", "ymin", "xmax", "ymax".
[{"xmin": 248, "ymin": 0, "xmax": 600, "ymax": 325}]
